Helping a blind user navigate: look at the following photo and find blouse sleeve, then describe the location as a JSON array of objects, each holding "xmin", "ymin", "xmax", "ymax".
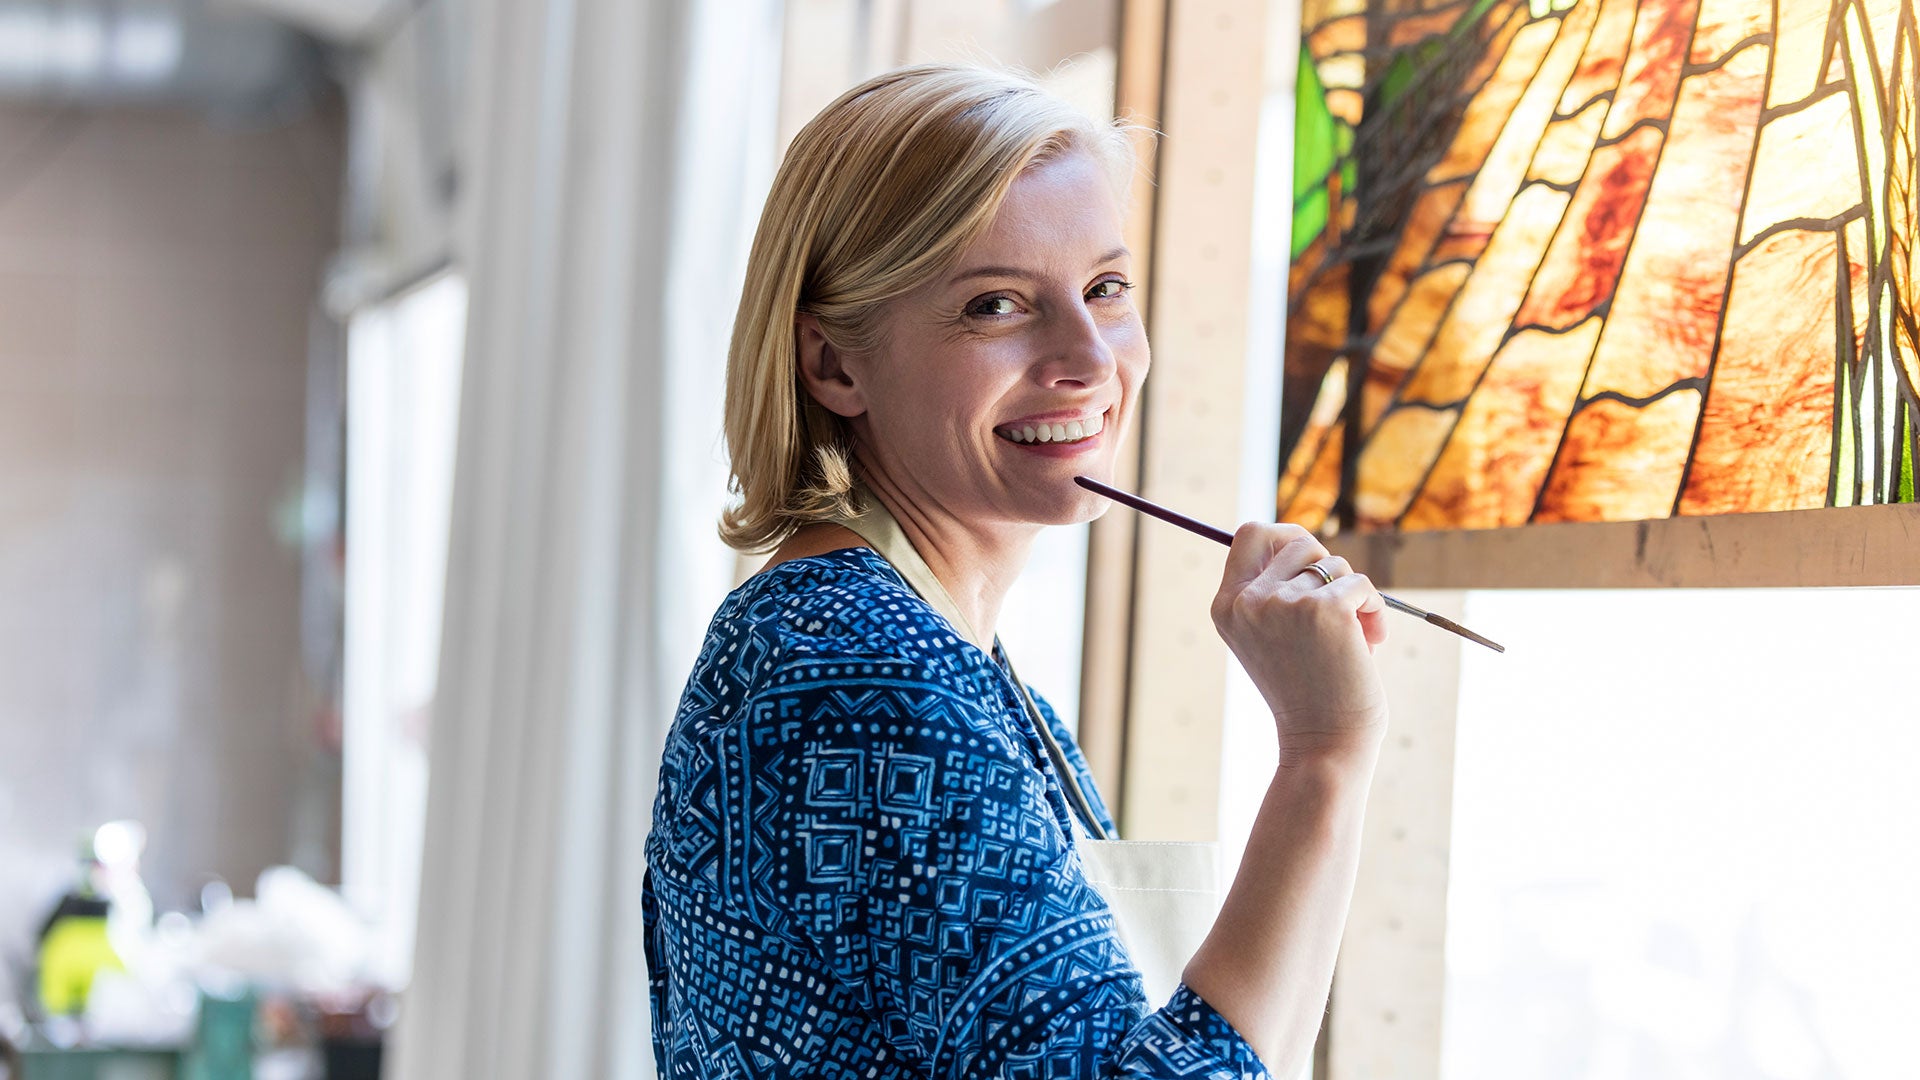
[{"xmin": 739, "ymin": 650, "xmax": 1271, "ymax": 1078}]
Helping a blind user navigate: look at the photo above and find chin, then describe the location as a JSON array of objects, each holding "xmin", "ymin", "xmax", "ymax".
[{"xmin": 1009, "ymin": 483, "xmax": 1109, "ymax": 527}]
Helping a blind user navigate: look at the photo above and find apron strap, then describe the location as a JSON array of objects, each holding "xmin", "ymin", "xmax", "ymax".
[{"xmin": 832, "ymin": 494, "xmax": 1112, "ymax": 841}]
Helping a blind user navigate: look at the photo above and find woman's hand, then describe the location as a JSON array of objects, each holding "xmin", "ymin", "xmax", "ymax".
[{"xmin": 1209, "ymin": 522, "xmax": 1389, "ymax": 760}]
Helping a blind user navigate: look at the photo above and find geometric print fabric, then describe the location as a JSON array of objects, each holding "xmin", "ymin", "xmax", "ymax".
[{"xmin": 644, "ymin": 548, "xmax": 1269, "ymax": 1078}]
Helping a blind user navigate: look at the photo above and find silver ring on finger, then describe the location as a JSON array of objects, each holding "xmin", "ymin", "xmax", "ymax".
[{"xmin": 1305, "ymin": 558, "xmax": 1338, "ymax": 586}]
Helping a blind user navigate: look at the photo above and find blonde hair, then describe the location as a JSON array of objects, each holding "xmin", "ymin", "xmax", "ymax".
[{"xmin": 719, "ymin": 63, "xmax": 1137, "ymax": 552}]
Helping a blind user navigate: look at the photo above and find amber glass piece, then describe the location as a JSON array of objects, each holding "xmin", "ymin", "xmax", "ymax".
[
  {"xmin": 1303, "ymin": 0, "xmax": 1367, "ymax": 28},
  {"xmin": 1370, "ymin": 262, "xmax": 1472, "ymax": 422},
  {"xmin": 1888, "ymin": 23, "xmax": 1920, "ymax": 408},
  {"xmin": 1327, "ymin": 89, "xmax": 1366, "ymax": 126},
  {"xmin": 1582, "ymin": 54, "xmax": 1768, "ymax": 398},
  {"xmin": 1527, "ymin": 99, "xmax": 1607, "ymax": 187},
  {"xmin": 1515, "ymin": 126, "xmax": 1662, "ymax": 330},
  {"xmin": 1443, "ymin": 1, "xmax": 1599, "ymax": 259},
  {"xmin": 1558, "ymin": 0, "xmax": 1640, "ymax": 114},
  {"xmin": 1278, "ymin": 358, "xmax": 1348, "ymax": 510},
  {"xmin": 1863, "ymin": 0, "xmax": 1902, "ymax": 98},
  {"xmin": 1688, "ymin": 0, "xmax": 1771, "ymax": 64},
  {"xmin": 1462, "ymin": 3, "xmax": 1535, "ymax": 95},
  {"xmin": 1739, "ymin": 94, "xmax": 1862, "ymax": 246},
  {"xmin": 1534, "ymin": 390, "xmax": 1704, "ymax": 521},
  {"xmin": 1770, "ymin": 0, "xmax": 1837, "ymax": 106},
  {"xmin": 1602, "ymin": 0, "xmax": 1700, "ymax": 139},
  {"xmin": 1368, "ymin": 179, "xmax": 1469, "ymax": 332},
  {"xmin": 1847, "ymin": 216, "xmax": 1870, "ymax": 352},
  {"xmin": 1402, "ymin": 317, "xmax": 1602, "ymax": 529},
  {"xmin": 1680, "ymin": 230, "xmax": 1839, "ymax": 514},
  {"xmin": 1353, "ymin": 405, "xmax": 1461, "ymax": 527},
  {"xmin": 1389, "ymin": 5, "xmax": 1472, "ymax": 46},
  {"xmin": 1308, "ymin": 13, "xmax": 1365, "ymax": 56},
  {"xmin": 1283, "ymin": 424, "xmax": 1342, "ymax": 531},
  {"xmin": 1429, "ymin": 17, "xmax": 1563, "ymax": 184},
  {"xmin": 1847, "ymin": 11, "xmax": 1889, "ymax": 257},
  {"xmin": 1287, "ymin": 261, "xmax": 1351, "ymax": 364},
  {"xmin": 1405, "ymin": 185, "xmax": 1572, "ymax": 404}
]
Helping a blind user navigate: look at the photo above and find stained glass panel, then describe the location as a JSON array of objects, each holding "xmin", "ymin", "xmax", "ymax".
[{"xmin": 1284, "ymin": 0, "xmax": 1920, "ymax": 531}]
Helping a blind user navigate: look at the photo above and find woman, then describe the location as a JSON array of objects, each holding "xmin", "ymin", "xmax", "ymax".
[{"xmin": 644, "ymin": 64, "xmax": 1390, "ymax": 1078}]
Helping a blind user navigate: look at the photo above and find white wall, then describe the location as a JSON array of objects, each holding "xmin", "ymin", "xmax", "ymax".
[{"xmin": 0, "ymin": 100, "xmax": 344, "ymax": 974}]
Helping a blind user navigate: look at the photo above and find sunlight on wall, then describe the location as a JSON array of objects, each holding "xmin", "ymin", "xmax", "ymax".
[{"xmin": 1443, "ymin": 587, "xmax": 1920, "ymax": 1079}]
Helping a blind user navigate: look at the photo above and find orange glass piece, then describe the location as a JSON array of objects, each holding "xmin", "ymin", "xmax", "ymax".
[
  {"xmin": 1390, "ymin": 5, "xmax": 1473, "ymax": 47},
  {"xmin": 1740, "ymin": 93, "xmax": 1862, "ymax": 246},
  {"xmin": 1444, "ymin": 1, "xmax": 1599, "ymax": 262},
  {"xmin": 1283, "ymin": 424, "xmax": 1343, "ymax": 532},
  {"xmin": 1430, "ymin": 17, "xmax": 1563, "ymax": 185},
  {"xmin": 1582, "ymin": 53, "xmax": 1769, "ymax": 398},
  {"xmin": 1369, "ymin": 262, "xmax": 1472, "ymax": 425},
  {"xmin": 1559, "ymin": 0, "xmax": 1640, "ymax": 115},
  {"xmin": 1888, "ymin": 27, "xmax": 1920, "ymax": 405},
  {"xmin": 1680, "ymin": 229, "xmax": 1838, "ymax": 513},
  {"xmin": 1534, "ymin": 390, "xmax": 1704, "ymax": 522},
  {"xmin": 1602, "ymin": 0, "xmax": 1701, "ymax": 140},
  {"xmin": 1368, "ymin": 179, "xmax": 1468, "ymax": 333},
  {"xmin": 1770, "ymin": 0, "xmax": 1836, "ymax": 107},
  {"xmin": 1848, "ymin": 216, "xmax": 1871, "ymax": 361},
  {"xmin": 1286, "ymin": 260, "xmax": 1351, "ymax": 368},
  {"xmin": 1689, "ymin": 0, "xmax": 1771, "ymax": 64},
  {"xmin": 1402, "ymin": 317, "xmax": 1602, "ymax": 530},
  {"xmin": 1404, "ymin": 184, "xmax": 1572, "ymax": 405},
  {"xmin": 1278, "ymin": 358, "xmax": 1348, "ymax": 510},
  {"xmin": 1515, "ymin": 126, "xmax": 1662, "ymax": 331},
  {"xmin": 1527, "ymin": 98, "xmax": 1607, "ymax": 188},
  {"xmin": 1307, "ymin": 13, "xmax": 1365, "ymax": 57},
  {"xmin": 1353, "ymin": 405, "xmax": 1461, "ymax": 526},
  {"xmin": 1327, "ymin": 89, "xmax": 1365, "ymax": 126}
]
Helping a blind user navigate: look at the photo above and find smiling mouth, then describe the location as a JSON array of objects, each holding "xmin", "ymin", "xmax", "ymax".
[{"xmin": 994, "ymin": 410, "xmax": 1107, "ymax": 445}]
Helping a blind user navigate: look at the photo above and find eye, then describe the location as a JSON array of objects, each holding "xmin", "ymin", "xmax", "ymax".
[
  {"xmin": 1087, "ymin": 279, "xmax": 1135, "ymax": 301},
  {"xmin": 967, "ymin": 295, "xmax": 1019, "ymax": 317}
]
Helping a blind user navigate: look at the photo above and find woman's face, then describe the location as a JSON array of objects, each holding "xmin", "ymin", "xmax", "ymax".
[{"xmin": 838, "ymin": 148, "xmax": 1148, "ymax": 529}]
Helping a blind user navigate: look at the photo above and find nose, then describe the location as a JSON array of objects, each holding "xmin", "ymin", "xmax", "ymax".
[{"xmin": 1036, "ymin": 298, "xmax": 1117, "ymax": 389}]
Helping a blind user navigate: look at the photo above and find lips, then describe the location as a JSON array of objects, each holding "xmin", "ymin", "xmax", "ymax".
[{"xmin": 994, "ymin": 409, "xmax": 1107, "ymax": 445}]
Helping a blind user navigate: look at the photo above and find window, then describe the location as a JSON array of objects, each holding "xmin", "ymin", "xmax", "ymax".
[{"xmin": 340, "ymin": 273, "xmax": 466, "ymax": 987}]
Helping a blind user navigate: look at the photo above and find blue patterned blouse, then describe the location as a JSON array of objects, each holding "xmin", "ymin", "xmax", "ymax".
[{"xmin": 644, "ymin": 547, "xmax": 1269, "ymax": 1078}]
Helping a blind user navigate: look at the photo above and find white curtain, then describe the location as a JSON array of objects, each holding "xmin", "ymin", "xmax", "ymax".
[{"xmin": 386, "ymin": 1, "xmax": 783, "ymax": 1077}]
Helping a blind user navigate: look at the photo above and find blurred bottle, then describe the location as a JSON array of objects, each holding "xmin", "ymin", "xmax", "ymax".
[
  {"xmin": 34, "ymin": 822, "xmax": 155, "ymax": 1019},
  {"xmin": 35, "ymin": 840, "xmax": 121, "ymax": 1017}
]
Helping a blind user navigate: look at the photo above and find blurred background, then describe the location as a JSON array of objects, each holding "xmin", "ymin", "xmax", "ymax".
[{"xmin": 0, "ymin": 1, "xmax": 1913, "ymax": 1079}]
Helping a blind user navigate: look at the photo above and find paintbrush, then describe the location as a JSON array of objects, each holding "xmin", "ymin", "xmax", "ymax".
[{"xmin": 1073, "ymin": 475, "xmax": 1505, "ymax": 653}]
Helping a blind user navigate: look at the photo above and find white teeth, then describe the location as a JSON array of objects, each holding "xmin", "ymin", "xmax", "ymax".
[{"xmin": 996, "ymin": 412, "xmax": 1108, "ymax": 444}]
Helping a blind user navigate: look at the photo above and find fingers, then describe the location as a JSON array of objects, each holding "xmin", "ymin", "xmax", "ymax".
[
  {"xmin": 1220, "ymin": 522, "xmax": 1324, "ymax": 593},
  {"xmin": 1215, "ymin": 523, "xmax": 1389, "ymax": 647},
  {"xmin": 1289, "ymin": 554, "xmax": 1351, "ymax": 589}
]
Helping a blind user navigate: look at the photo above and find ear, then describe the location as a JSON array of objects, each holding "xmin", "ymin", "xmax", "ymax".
[{"xmin": 795, "ymin": 313, "xmax": 866, "ymax": 419}]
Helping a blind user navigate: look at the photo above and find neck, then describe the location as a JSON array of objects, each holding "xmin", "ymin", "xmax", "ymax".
[{"xmin": 858, "ymin": 467, "xmax": 1040, "ymax": 646}]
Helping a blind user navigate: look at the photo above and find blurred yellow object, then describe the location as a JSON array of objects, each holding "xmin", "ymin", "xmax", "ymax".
[{"xmin": 37, "ymin": 912, "xmax": 123, "ymax": 1016}]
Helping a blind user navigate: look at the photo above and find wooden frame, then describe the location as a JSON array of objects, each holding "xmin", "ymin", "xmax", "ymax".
[
  {"xmin": 1117, "ymin": 0, "xmax": 1276, "ymax": 841},
  {"xmin": 1331, "ymin": 505, "xmax": 1920, "ymax": 589}
]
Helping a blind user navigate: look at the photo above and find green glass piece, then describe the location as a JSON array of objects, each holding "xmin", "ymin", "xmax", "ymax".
[
  {"xmin": 1293, "ymin": 44, "xmax": 1341, "ymax": 259},
  {"xmin": 1296, "ymin": 187, "xmax": 1331, "ymax": 258},
  {"xmin": 1899, "ymin": 396, "xmax": 1916, "ymax": 503}
]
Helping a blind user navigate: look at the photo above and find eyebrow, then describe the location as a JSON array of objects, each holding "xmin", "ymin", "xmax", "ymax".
[{"xmin": 946, "ymin": 246, "xmax": 1132, "ymax": 286}]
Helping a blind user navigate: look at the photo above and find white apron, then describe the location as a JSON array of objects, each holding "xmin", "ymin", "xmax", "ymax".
[{"xmin": 833, "ymin": 497, "xmax": 1222, "ymax": 1006}]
